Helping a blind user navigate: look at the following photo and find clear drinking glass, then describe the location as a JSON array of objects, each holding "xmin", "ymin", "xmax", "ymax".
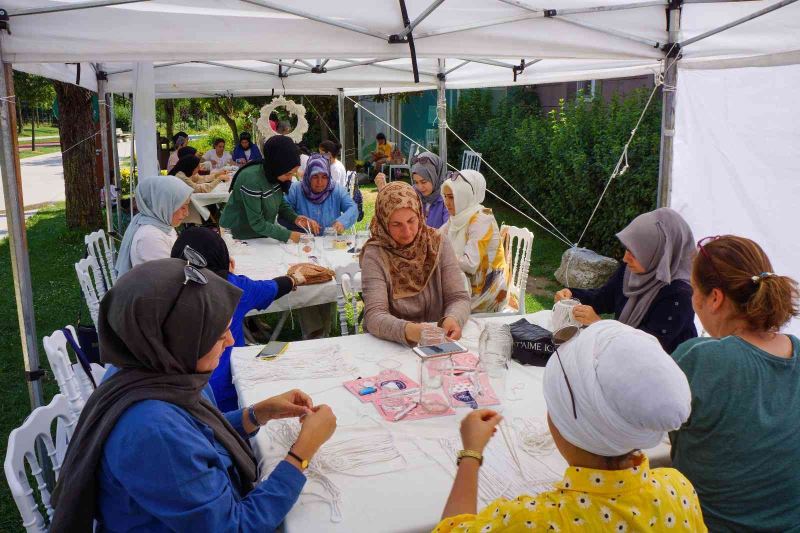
[
  {"xmin": 355, "ymin": 230, "xmax": 370, "ymax": 252},
  {"xmin": 298, "ymin": 234, "xmax": 315, "ymax": 261},
  {"xmin": 419, "ymin": 357, "xmax": 452, "ymax": 413},
  {"xmin": 323, "ymin": 228, "xmax": 336, "ymax": 250},
  {"xmin": 552, "ymin": 298, "xmax": 582, "ymax": 331},
  {"xmin": 419, "ymin": 325, "xmax": 446, "ymax": 347}
]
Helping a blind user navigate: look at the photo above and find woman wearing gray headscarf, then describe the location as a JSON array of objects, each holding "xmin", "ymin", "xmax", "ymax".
[
  {"xmin": 50, "ymin": 259, "xmax": 336, "ymax": 532},
  {"xmin": 115, "ymin": 175, "xmax": 193, "ymax": 276},
  {"xmin": 375, "ymin": 151, "xmax": 450, "ymax": 229},
  {"xmin": 555, "ymin": 208, "xmax": 698, "ymax": 353}
]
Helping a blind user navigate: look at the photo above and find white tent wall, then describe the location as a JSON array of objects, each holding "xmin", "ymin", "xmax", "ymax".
[
  {"xmin": 670, "ymin": 64, "xmax": 800, "ymax": 335},
  {"xmin": 132, "ymin": 62, "xmax": 159, "ymax": 178}
]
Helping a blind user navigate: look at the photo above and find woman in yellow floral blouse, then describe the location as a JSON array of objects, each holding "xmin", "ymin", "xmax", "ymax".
[{"xmin": 434, "ymin": 321, "xmax": 707, "ymax": 532}]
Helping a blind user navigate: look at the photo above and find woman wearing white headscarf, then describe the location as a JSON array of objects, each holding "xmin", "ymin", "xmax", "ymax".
[
  {"xmin": 115, "ymin": 176, "xmax": 193, "ymax": 276},
  {"xmin": 440, "ymin": 170, "xmax": 515, "ymax": 313},
  {"xmin": 555, "ymin": 208, "xmax": 697, "ymax": 353},
  {"xmin": 435, "ymin": 321, "xmax": 707, "ymax": 532}
]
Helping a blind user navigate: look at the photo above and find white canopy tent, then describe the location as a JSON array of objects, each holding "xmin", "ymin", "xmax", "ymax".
[{"xmin": 0, "ymin": 0, "xmax": 798, "ymax": 408}]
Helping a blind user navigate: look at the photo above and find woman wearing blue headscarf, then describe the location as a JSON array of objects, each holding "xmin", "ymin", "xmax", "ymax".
[
  {"xmin": 285, "ymin": 153, "xmax": 358, "ymax": 234},
  {"xmin": 115, "ymin": 176, "xmax": 193, "ymax": 276}
]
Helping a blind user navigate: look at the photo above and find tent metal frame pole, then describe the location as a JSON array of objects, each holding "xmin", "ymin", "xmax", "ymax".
[
  {"xmin": 322, "ymin": 58, "xmax": 404, "ymax": 73},
  {"xmin": 257, "ymin": 59, "xmax": 313, "ymax": 72},
  {"xmin": 97, "ymin": 71, "xmax": 114, "ymax": 236},
  {"xmin": 0, "ymin": 60, "xmax": 43, "ymax": 409},
  {"xmin": 198, "ymin": 61, "xmax": 286, "ymax": 77},
  {"xmin": 437, "ymin": 59, "xmax": 447, "ymax": 164},
  {"xmin": 240, "ymin": 0, "xmax": 388, "ymax": 40},
  {"xmin": 497, "ymin": 0, "xmax": 666, "ymax": 14},
  {"xmin": 415, "ymin": 12, "xmax": 542, "ymax": 38},
  {"xmin": 337, "ymin": 89, "xmax": 346, "ymax": 165},
  {"xmin": 396, "ymin": 0, "xmax": 446, "ymax": 39},
  {"xmin": 679, "ymin": 0, "xmax": 799, "ymax": 47},
  {"xmin": 555, "ymin": 16, "xmax": 661, "ymax": 47},
  {"xmin": 105, "ymin": 61, "xmax": 191, "ymax": 77},
  {"xmin": 657, "ymin": 5, "xmax": 681, "ymax": 208},
  {"xmin": 457, "ymin": 57, "xmax": 517, "ymax": 69},
  {"xmin": 129, "ymin": 92, "xmax": 136, "ymax": 203},
  {"xmin": 9, "ymin": 0, "xmax": 150, "ymax": 17},
  {"xmin": 323, "ymin": 59, "xmax": 439, "ymax": 78},
  {"xmin": 445, "ymin": 60, "xmax": 471, "ymax": 76},
  {"xmin": 109, "ymin": 93, "xmax": 122, "ymax": 233}
]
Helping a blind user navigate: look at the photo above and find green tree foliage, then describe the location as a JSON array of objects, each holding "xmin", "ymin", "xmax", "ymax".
[
  {"xmin": 448, "ymin": 87, "xmax": 661, "ymax": 257},
  {"xmin": 13, "ymin": 71, "xmax": 55, "ymax": 133}
]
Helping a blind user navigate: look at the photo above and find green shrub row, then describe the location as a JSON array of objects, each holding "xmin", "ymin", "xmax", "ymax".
[{"xmin": 447, "ymin": 87, "xmax": 661, "ymax": 258}]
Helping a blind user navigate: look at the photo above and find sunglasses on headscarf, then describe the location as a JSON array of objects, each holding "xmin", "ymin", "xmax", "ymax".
[
  {"xmin": 161, "ymin": 246, "xmax": 209, "ymax": 327},
  {"xmin": 445, "ymin": 170, "xmax": 475, "ymax": 195},
  {"xmin": 551, "ymin": 325, "xmax": 581, "ymax": 419},
  {"xmin": 696, "ymin": 235, "xmax": 723, "ymax": 280},
  {"xmin": 411, "ymin": 154, "xmax": 438, "ymax": 167}
]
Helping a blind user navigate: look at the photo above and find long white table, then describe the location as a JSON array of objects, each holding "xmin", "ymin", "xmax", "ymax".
[
  {"xmin": 231, "ymin": 237, "xmax": 360, "ymax": 314},
  {"xmin": 190, "ymin": 181, "xmax": 231, "ymax": 221},
  {"xmin": 231, "ymin": 312, "xmax": 564, "ymax": 532}
]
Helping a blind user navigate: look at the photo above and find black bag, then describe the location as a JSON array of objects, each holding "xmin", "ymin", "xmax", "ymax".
[
  {"xmin": 63, "ymin": 326, "xmax": 100, "ymax": 388},
  {"xmin": 509, "ymin": 319, "xmax": 555, "ymax": 367},
  {"xmin": 347, "ymin": 171, "xmax": 365, "ymax": 222}
]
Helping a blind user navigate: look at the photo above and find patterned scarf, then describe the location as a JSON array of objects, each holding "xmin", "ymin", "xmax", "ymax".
[
  {"xmin": 361, "ymin": 181, "xmax": 442, "ymax": 299},
  {"xmin": 301, "ymin": 153, "xmax": 334, "ymax": 204}
]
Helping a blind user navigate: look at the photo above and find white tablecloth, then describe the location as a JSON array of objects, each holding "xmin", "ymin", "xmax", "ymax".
[
  {"xmin": 231, "ymin": 237, "xmax": 360, "ymax": 314},
  {"xmin": 190, "ymin": 181, "xmax": 231, "ymax": 221}
]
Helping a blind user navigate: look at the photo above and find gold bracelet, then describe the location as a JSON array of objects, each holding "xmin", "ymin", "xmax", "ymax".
[{"xmin": 457, "ymin": 449, "xmax": 484, "ymax": 466}]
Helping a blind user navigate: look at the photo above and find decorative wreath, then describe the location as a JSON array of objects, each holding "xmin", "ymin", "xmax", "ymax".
[{"xmin": 257, "ymin": 96, "xmax": 309, "ymax": 144}]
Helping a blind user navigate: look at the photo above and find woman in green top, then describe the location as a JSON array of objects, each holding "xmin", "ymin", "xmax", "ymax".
[
  {"xmin": 670, "ymin": 235, "xmax": 800, "ymax": 532},
  {"xmin": 220, "ymin": 135, "xmax": 319, "ymax": 243}
]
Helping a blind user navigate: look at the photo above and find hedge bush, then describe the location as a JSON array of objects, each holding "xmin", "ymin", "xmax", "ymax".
[{"xmin": 448, "ymin": 87, "xmax": 661, "ymax": 258}]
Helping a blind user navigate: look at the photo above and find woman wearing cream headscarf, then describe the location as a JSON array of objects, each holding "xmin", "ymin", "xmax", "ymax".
[
  {"xmin": 360, "ymin": 181, "xmax": 471, "ymax": 346},
  {"xmin": 435, "ymin": 321, "xmax": 707, "ymax": 533},
  {"xmin": 115, "ymin": 175, "xmax": 193, "ymax": 276},
  {"xmin": 555, "ymin": 207, "xmax": 697, "ymax": 353},
  {"xmin": 441, "ymin": 170, "xmax": 515, "ymax": 313}
]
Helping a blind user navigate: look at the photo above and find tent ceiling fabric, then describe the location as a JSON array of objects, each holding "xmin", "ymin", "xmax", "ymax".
[{"xmin": 0, "ymin": 0, "xmax": 796, "ymax": 65}]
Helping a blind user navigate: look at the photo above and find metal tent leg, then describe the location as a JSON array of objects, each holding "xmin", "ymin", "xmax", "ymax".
[
  {"xmin": 0, "ymin": 61, "xmax": 43, "ymax": 409},
  {"xmin": 437, "ymin": 60, "xmax": 447, "ymax": 164},
  {"xmin": 97, "ymin": 70, "xmax": 114, "ymax": 235},
  {"xmin": 657, "ymin": 6, "xmax": 681, "ymax": 208},
  {"xmin": 337, "ymin": 89, "xmax": 346, "ymax": 165}
]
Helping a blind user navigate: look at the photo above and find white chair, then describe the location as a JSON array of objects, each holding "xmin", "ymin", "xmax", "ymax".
[
  {"xmin": 335, "ymin": 264, "xmax": 363, "ymax": 336},
  {"xmin": 75, "ymin": 256, "xmax": 106, "ymax": 325},
  {"xmin": 42, "ymin": 330, "xmax": 85, "ymax": 423},
  {"xmin": 502, "ymin": 224, "xmax": 534, "ymax": 315},
  {"xmin": 387, "ymin": 143, "xmax": 421, "ymax": 182},
  {"xmin": 85, "ymin": 229, "xmax": 117, "ymax": 292},
  {"xmin": 461, "ymin": 150, "xmax": 482, "ymax": 172},
  {"xmin": 4, "ymin": 394, "xmax": 74, "ymax": 532}
]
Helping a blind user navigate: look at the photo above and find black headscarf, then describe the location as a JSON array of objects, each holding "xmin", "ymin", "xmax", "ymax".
[
  {"xmin": 50, "ymin": 259, "xmax": 252, "ymax": 533},
  {"xmin": 262, "ymin": 135, "xmax": 300, "ymax": 193},
  {"xmin": 177, "ymin": 145, "xmax": 198, "ymax": 159},
  {"xmin": 238, "ymin": 131, "xmax": 252, "ymax": 150},
  {"xmin": 169, "ymin": 155, "xmax": 201, "ymax": 177},
  {"xmin": 171, "ymin": 227, "xmax": 230, "ymax": 280}
]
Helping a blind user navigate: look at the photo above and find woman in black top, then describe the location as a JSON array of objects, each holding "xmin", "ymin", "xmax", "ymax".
[{"xmin": 555, "ymin": 208, "xmax": 698, "ymax": 353}]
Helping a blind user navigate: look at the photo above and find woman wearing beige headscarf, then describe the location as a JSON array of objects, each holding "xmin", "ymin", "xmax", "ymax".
[{"xmin": 360, "ymin": 181, "xmax": 471, "ymax": 346}]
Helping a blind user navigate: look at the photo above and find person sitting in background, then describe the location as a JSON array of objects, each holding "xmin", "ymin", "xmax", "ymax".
[
  {"xmin": 285, "ymin": 154, "xmax": 358, "ymax": 234},
  {"xmin": 170, "ymin": 227, "xmax": 307, "ymax": 411},
  {"xmin": 369, "ymin": 132, "xmax": 392, "ymax": 174},
  {"xmin": 167, "ymin": 131, "xmax": 189, "ymax": 171},
  {"xmin": 670, "ymin": 235, "xmax": 800, "ymax": 532},
  {"xmin": 202, "ymin": 138, "xmax": 233, "ymax": 169},
  {"xmin": 319, "ymin": 140, "xmax": 348, "ymax": 189},
  {"xmin": 377, "ymin": 151, "xmax": 449, "ymax": 229},
  {"xmin": 360, "ymin": 181, "xmax": 470, "ymax": 346},
  {"xmin": 220, "ymin": 135, "xmax": 318, "ymax": 243},
  {"xmin": 277, "ymin": 121, "xmax": 292, "ymax": 135},
  {"xmin": 168, "ymin": 155, "xmax": 231, "ymax": 193},
  {"xmin": 441, "ymin": 170, "xmax": 514, "ymax": 313},
  {"xmin": 555, "ymin": 208, "xmax": 697, "ymax": 353},
  {"xmin": 435, "ymin": 320, "xmax": 706, "ymax": 533},
  {"xmin": 49, "ymin": 259, "xmax": 337, "ymax": 532},
  {"xmin": 115, "ymin": 176, "xmax": 192, "ymax": 276},
  {"xmin": 297, "ymin": 141, "xmax": 311, "ymax": 180},
  {"xmin": 232, "ymin": 132, "xmax": 262, "ymax": 165}
]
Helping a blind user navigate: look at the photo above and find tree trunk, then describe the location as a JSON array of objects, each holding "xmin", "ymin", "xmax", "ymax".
[
  {"xmin": 30, "ymin": 116, "xmax": 35, "ymax": 152},
  {"xmin": 344, "ymin": 98, "xmax": 356, "ymax": 168},
  {"xmin": 53, "ymin": 81, "xmax": 102, "ymax": 230},
  {"xmin": 16, "ymin": 102, "xmax": 22, "ymax": 134},
  {"xmin": 164, "ymin": 99, "xmax": 175, "ymax": 140},
  {"xmin": 210, "ymin": 98, "xmax": 238, "ymax": 140}
]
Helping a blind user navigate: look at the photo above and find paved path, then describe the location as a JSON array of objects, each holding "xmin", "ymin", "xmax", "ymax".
[{"xmin": 0, "ymin": 140, "xmax": 131, "ymax": 240}]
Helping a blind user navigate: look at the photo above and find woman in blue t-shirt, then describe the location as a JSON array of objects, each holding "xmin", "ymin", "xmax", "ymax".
[
  {"xmin": 171, "ymin": 227, "xmax": 305, "ymax": 411},
  {"xmin": 670, "ymin": 235, "xmax": 800, "ymax": 532}
]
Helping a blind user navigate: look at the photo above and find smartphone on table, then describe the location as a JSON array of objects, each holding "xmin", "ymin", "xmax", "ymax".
[
  {"xmin": 256, "ymin": 341, "xmax": 289, "ymax": 360},
  {"xmin": 412, "ymin": 341, "xmax": 468, "ymax": 359}
]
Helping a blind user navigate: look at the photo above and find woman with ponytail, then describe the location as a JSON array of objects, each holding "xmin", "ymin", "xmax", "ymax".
[{"xmin": 670, "ymin": 235, "xmax": 800, "ymax": 532}]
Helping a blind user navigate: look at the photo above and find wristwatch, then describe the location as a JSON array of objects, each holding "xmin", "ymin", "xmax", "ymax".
[
  {"xmin": 288, "ymin": 449, "xmax": 309, "ymax": 470},
  {"xmin": 246, "ymin": 404, "xmax": 263, "ymax": 427},
  {"xmin": 457, "ymin": 449, "xmax": 484, "ymax": 466}
]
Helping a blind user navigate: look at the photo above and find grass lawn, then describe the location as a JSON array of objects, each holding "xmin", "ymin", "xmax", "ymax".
[
  {"xmin": 17, "ymin": 124, "xmax": 60, "ymax": 139},
  {"xmin": 0, "ymin": 188, "xmax": 565, "ymax": 530},
  {"xmin": 18, "ymin": 145, "xmax": 61, "ymax": 159}
]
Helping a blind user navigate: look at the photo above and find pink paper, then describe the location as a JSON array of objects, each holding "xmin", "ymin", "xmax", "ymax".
[
  {"xmin": 442, "ymin": 372, "xmax": 499, "ymax": 408},
  {"xmin": 374, "ymin": 392, "xmax": 456, "ymax": 422},
  {"xmin": 428, "ymin": 352, "xmax": 480, "ymax": 377},
  {"xmin": 343, "ymin": 370, "xmax": 420, "ymax": 403}
]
